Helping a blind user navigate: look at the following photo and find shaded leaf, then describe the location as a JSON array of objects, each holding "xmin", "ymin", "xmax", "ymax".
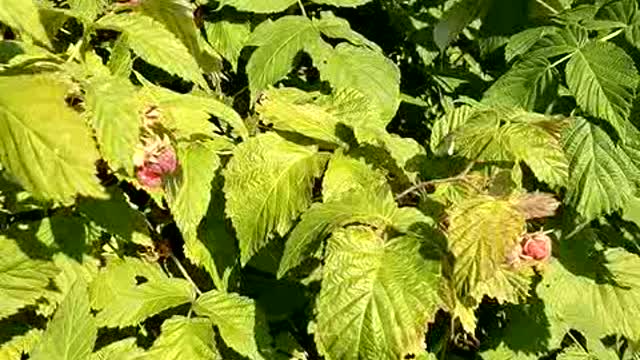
[
  {"xmin": 142, "ymin": 316, "xmax": 221, "ymax": 360},
  {"xmin": 0, "ymin": 0, "xmax": 50, "ymax": 46},
  {"xmin": 205, "ymin": 19, "xmax": 251, "ymax": 71}
]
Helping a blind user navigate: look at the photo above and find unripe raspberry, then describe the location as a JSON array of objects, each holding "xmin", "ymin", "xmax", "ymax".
[
  {"xmin": 520, "ymin": 232, "xmax": 551, "ymax": 261},
  {"xmin": 136, "ymin": 166, "xmax": 162, "ymax": 188}
]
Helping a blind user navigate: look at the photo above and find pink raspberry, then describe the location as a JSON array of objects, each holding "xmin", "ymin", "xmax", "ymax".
[
  {"xmin": 155, "ymin": 148, "xmax": 177, "ymax": 174},
  {"xmin": 521, "ymin": 232, "xmax": 551, "ymax": 261},
  {"xmin": 136, "ymin": 166, "xmax": 163, "ymax": 189}
]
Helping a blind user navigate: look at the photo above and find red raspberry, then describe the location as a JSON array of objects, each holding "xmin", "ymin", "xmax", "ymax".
[
  {"xmin": 521, "ymin": 232, "xmax": 551, "ymax": 261},
  {"xmin": 155, "ymin": 148, "xmax": 177, "ymax": 174},
  {"xmin": 136, "ymin": 166, "xmax": 163, "ymax": 188}
]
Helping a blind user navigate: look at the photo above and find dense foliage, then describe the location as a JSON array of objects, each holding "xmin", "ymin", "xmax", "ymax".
[{"xmin": 1, "ymin": 0, "xmax": 640, "ymax": 359}]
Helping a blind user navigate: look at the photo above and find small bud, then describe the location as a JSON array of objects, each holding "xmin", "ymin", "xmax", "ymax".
[{"xmin": 136, "ymin": 166, "xmax": 162, "ymax": 188}]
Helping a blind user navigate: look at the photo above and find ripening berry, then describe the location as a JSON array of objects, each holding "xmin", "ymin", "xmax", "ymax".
[
  {"xmin": 155, "ymin": 147, "xmax": 177, "ymax": 174},
  {"xmin": 136, "ymin": 166, "xmax": 163, "ymax": 188},
  {"xmin": 520, "ymin": 232, "xmax": 551, "ymax": 261}
]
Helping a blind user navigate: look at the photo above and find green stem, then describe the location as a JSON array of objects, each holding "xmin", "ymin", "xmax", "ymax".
[
  {"xmin": 170, "ymin": 254, "xmax": 203, "ymax": 296},
  {"xmin": 599, "ymin": 28, "xmax": 624, "ymax": 42},
  {"xmin": 535, "ymin": 0, "xmax": 558, "ymax": 14},
  {"xmin": 297, "ymin": 0, "xmax": 307, "ymax": 17},
  {"xmin": 550, "ymin": 53, "xmax": 574, "ymax": 69}
]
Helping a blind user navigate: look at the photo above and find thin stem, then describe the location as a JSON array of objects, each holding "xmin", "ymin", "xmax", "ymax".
[
  {"xmin": 599, "ymin": 28, "xmax": 624, "ymax": 42},
  {"xmin": 395, "ymin": 159, "xmax": 478, "ymax": 201},
  {"xmin": 170, "ymin": 254, "xmax": 203, "ymax": 296},
  {"xmin": 297, "ymin": 0, "xmax": 307, "ymax": 17},
  {"xmin": 535, "ymin": 0, "xmax": 558, "ymax": 14},
  {"xmin": 566, "ymin": 329, "xmax": 589, "ymax": 354},
  {"xmin": 550, "ymin": 52, "xmax": 574, "ymax": 69}
]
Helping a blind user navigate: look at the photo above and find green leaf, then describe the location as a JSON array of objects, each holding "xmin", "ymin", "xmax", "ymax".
[
  {"xmin": 107, "ymin": 35, "xmax": 133, "ymax": 79},
  {"xmin": 483, "ymin": 56, "xmax": 558, "ymax": 111},
  {"xmin": 0, "ymin": 0, "xmax": 50, "ymax": 47},
  {"xmin": 315, "ymin": 226, "xmax": 441, "ymax": 360},
  {"xmin": 563, "ymin": 118, "xmax": 637, "ymax": 220},
  {"xmin": 31, "ymin": 281, "xmax": 97, "ymax": 360},
  {"xmin": 310, "ymin": 0, "xmax": 372, "ymax": 6},
  {"xmin": 217, "ymin": 0, "xmax": 296, "ymax": 13},
  {"xmin": 67, "ymin": 0, "xmax": 106, "ymax": 22},
  {"xmin": 505, "ymin": 26, "xmax": 558, "ymax": 62},
  {"xmin": 448, "ymin": 196, "xmax": 525, "ymax": 295},
  {"xmin": 90, "ymin": 256, "xmax": 195, "ymax": 328},
  {"xmin": 556, "ymin": 346, "xmax": 597, "ymax": 360},
  {"xmin": 139, "ymin": 0, "xmax": 201, "ymax": 61},
  {"xmin": 193, "ymin": 290, "xmax": 268, "ymax": 360},
  {"xmin": 205, "ymin": 20, "xmax": 251, "ymax": 71},
  {"xmin": 623, "ymin": 197, "xmax": 640, "ymax": 225},
  {"xmin": 594, "ymin": 0, "xmax": 640, "ymax": 49},
  {"xmin": 91, "ymin": 338, "xmax": 144, "ymax": 360},
  {"xmin": 0, "ymin": 236, "xmax": 59, "ymax": 319},
  {"xmin": 322, "ymin": 151, "xmax": 388, "ymax": 202},
  {"xmin": 565, "ymin": 41, "xmax": 639, "ymax": 138},
  {"xmin": 538, "ymin": 248, "xmax": 640, "ymax": 341},
  {"xmin": 317, "ymin": 43, "xmax": 401, "ymax": 123},
  {"xmin": 140, "ymin": 84, "xmax": 248, "ymax": 139},
  {"xmin": 257, "ymin": 87, "xmax": 343, "ymax": 145},
  {"xmin": 95, "ymin": 13, "xmax": 205, "ymax": 87},
  {"xmin": 78, "ymin": 186, "xmax": 152, "ymax": 247},
  {"xmin": 224, "ymin": 133, "xmax": 328, "ymax": 265},
  {"xmin": 246, "ymin": 16, "xmax": 322, "ymax": 100},
  {"xmin": 312, "ymin": 12, "xmax": 380, "ymax": 51},
  {"xmin": 167, "ymin": 141, "xmax": 220, "ymax": 243},
  {"xmin": 0, "ymin": 74, "xmax": 105, "ymax": 202},
  {"xmin": 84, "ymin": 76, "xmax": 141, "ymax": 173},
  {"xmin": 0, "ymin": 329, "xmax": 43, "ymax": 360},
  {"xmin": 430, "ymin": 104, "xmax": 473, "ymax": 155},
  {"xmin": 480, "ymin": 344, "xmax": 538, "ymax": 360},
  {"xmin": 142, "ymin": 316, "xmax": 221, "ymax": 360},
  {"xmin": 278, "ymin": 187, "xmax": 397, "ymax": 278},
  {"xmin": 433, "ymin": 0, "xmax": 491, "ymax": 51}
]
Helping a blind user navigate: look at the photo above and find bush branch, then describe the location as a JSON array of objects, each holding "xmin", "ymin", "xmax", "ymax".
[{"xmin": 395, "ymin": 160, "xmax": 479, "ymax": 201}]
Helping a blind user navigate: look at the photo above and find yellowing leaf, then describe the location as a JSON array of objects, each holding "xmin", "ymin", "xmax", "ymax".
[
  {"xmin": 218, "ymin": 0, "xmax": 296, "ymax": 13},
  {"xmin": 142, "ymin": 316, "xmax": 221, "ymax": 360},
  {"xmin": 448, "ymin": 196, "xmax": 525, "ymax": 295},
  {"xmin": 315, "ymin": 227, "xmax": 440, "ymax": 360},
  {"xmin": 0, "ymin": 74, "xmax": 104, "ymax": 202},
  {"xmin": 0, "ymin": 0, "xmax": 50, "ymax": 46}
]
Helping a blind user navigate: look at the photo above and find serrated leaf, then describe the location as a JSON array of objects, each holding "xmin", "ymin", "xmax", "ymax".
[
  {"xmin": 313, "ymin": 12, "xmax": 380, "ymax": 51},
  {"xmin": 538, "ymin": 248, "xmax": 640, "ymax": 341},
  {"xmin": 90, "ymin": 257, "xmax": 195, "ymax": 328},
  {"xmin": 0, "ymin": 74, "xmax": 104, "ymax": 202},
  {"xmin": 67, "ymin": 0, "xmax": 106, "ymax": 22},
  {"xmin": 31, "ymin": 281, "xmax": 97, "ymax": 360},
  {"xmin": 471, "ymin": 266, "xmax": 534, "ymax": 304},
  {"xmin": 505, "ymin": 26, "xmax": 558, "ymax": 62},
  {"xmin": 315, "ymin": 227, "xmax": 440, "ymax": 360},
  {"xmin": 95, "ymin": 13, "xmax": 205, "ymax": 87},
  {"xmin": 193, "ymin": 290, "xmax": 268, "ymax": 360},
  {"xmin": 318, "ymin": 43, "xmax": 400, "ymax": 123},
  {"xmin": 0, "ymin": 236, "xmax": 59, "ymax": 319},
  {"xmin": 0, "ymin": 0, "xmax": 50, "ymax": 46},
  {"xmin": 139, "ymin": 0, "xmax": 200, "ymax": 61},
  {"xmin": 430, "ymin": 105, "xmax": 473, "ymax": 155},
  {"xmin": 448, "ymin": 196, "xmax": 525, "ymax": 295},
  {"xmin": 205, "ymin": 20, "xmax": 250, "ymax": 71},
  {"xmin": 0, "ymin": 329, "xmax": 43, "ymax": 360},
  {"xmin": 565, "ymin": 41, "xmax": 639, "ymax": 138},
  {"xmin": 224, "ymin": 133, "xmax": 328, "ymax": 265},
  {"xmin": 278, "ymin": 187, "xmax": 397, "ymax": 278},
  {"xmin": 140, "ymin": 84, "xmax": 248, "ymax": 139},
  {"xmin": 78, "ymin": 186, "xmax": 152, "ymax": 247},
  {"xmin": 563, "ymin": 118, "xmax": 637, "ymax": 220},
  {"xmin": 557, "ymin": 346, "xmax": 597, "ymax": 360},
  {"xmin": 218, "ymin": 0, "xmax": 296, "ymax": 13},
  {"xmin": 247, "ymin": 16, "xmax": 322, "ymax": 100},
  {"xmin": 483, "ymin": 56, "xmax": 558, "ymax": 111},
  {"xmin": 91, "ymin": 338, "xmax": 144, "ymax": 360},
  {"xmin": 480, "ymin": 344, "xmax": 538, "ymax": 360},
  {"xmin": 107, "ymin": 36, "xmax": 133, "ymax": 79},
  {"xmin": 433, "ymin": 0, "xmax": 491, "ymax": 51},
  {"xmin": 142, "ymin": 316, "xmax": 221, "ymax": 360},
  {"xmin": 167, "ymin": 141, "xmax": 220, "ymax": 241},
  {"xmin": 84, "ymin": 76, "xmax": 141, "ymax": 173},
  {"xmin": 594, "ymin": 0, "xmax": 640, "ymax": 49},
  {"xmin": 322, "ymin": 151, "xmax": 387, "ymax": 202}
]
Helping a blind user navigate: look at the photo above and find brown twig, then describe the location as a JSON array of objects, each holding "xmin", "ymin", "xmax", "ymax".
[{"xmin": 395, "ymin": 160, "xmax": 479, "ymax": 201}]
